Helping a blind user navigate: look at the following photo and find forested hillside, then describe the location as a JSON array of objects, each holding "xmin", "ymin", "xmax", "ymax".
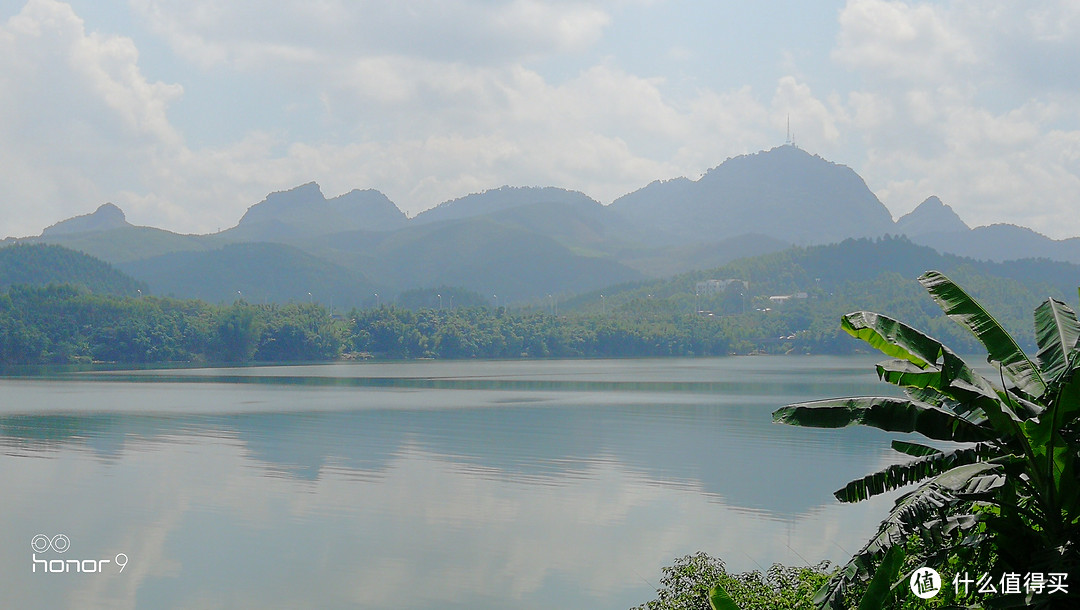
[
  {"xmin": 1, "ymin": 237, "xmax": 1075, "ymax": 365},
  {"xmin": 560, "ymin": 236, "xmax": 1078, "ymax": 353},
  {"xmin": 0, "ymin": 285, "xmax": 340, "ymax": 365},
  {"xmin": 0, "ymin": 243, "xmax": 145, "ymax": 295},
  {"xmin": 17, "ymin": 145, "xmax": 1080, "ymax": 308}
]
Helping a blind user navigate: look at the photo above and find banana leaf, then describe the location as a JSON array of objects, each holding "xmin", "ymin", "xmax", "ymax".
[
  {"xmin": 843, "ymin": 311, "xmax": 998, "ymax": 400},
  {"xmin": 708, "ymin": 584, "xmax": 740, "ymax": 610},
  {"xmin": 919, "ymin": 271, "xmax": 1045, "ymax": 398},
  {"xmin": 892, "ymin": 440, "xmax": 943, "ymax": 457},
  {"xmin": 774, "ymin": 397, "xmax": 996, "ymax": 443},
  {"xmin": 1034, "ymin": 297, "xmax": 1080, "ymax": 386},
  {"xmin": 834, "ymin": 443, "xmax": 1000, "ymax": 503}
]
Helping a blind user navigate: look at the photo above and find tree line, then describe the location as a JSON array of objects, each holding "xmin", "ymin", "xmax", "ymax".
[
  {"xmin": 0, "ymin": 284, "xmax": 740, "ymax": 365},
  {"xmin": 0, "ymin": 270, "xmax": 1036, "ymax": 366},
  {"xmin": 0, "ymin": 283, "xmax": 855, "ymax": 366},
  {"xmin": 0, "ymin": 284, "xmax": 341, "ymax": 365}
]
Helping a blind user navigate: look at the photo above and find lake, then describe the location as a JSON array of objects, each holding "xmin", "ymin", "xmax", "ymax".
[{"xmin": 1, "ymin": 356, "xmax": 909, "ymax": 609}]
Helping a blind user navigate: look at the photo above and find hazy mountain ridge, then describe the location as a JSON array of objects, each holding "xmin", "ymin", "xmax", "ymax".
[
  {"xmin": 41, "ymin": 203, "xmax": 130, "ymax": 236},
  {"xmin": 0, "ymin": 243, "xmax": 145, "ymax": 296},
  {"xmin": 412, "ymin": 186, "xmax": 601, "ymax": 224},
  {"xmin": 18, "ymin": 225, "xmax": 215, "ymax": 264},
  {"xmin": 345, "ymin": 215, "xmax": 645, "ymax": 302},
  {"xmin": 117, "ymin": 242, "xmax": 376, "ymax": 306},
  {"xmin": 895, "ymin": 196, "xmax": 970, "ymax": 236},
  {"xmin": 228, "ymin": 182, "xmax": 408, "ymax": 241},
  {"xmin": 907, "ymin": 223, "xmax": 1080, "ymax": 263},
  {"xmin": 6, "ymin": 234, "xmax": 1079, "ymax": 362},
  {"xmin": 10, "ymin": 145, "xmax": 1080, "ymax": 306},
  {"xmin": 559, "ymin": 235, "xmax": 1080, "ymax": 354},
  {"xmin": 611, "ymin": 145, "xmax": 896, "ymax": 245}
]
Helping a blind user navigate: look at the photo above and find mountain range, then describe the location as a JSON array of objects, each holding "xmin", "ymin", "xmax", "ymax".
[{"xmin": 5, "ymin": 145, "xmax": 1077, "ymax": 306}]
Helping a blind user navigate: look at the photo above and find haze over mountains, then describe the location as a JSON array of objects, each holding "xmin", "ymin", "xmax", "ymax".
[
  {"xmin": 5, "ymin": 145, "xmax": 1078, "ymax": 306},
  {"xmin": 228, "ymin": 183, "xmax": 408, "ymax": 241},
  {"xmin": 614, "ymin": 144, "xmax": 896, "ymax": 245}
]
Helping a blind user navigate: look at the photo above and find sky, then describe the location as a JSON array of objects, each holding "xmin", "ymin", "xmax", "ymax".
[{"xmin": 1, "ymin": 0, "xmax": 1078, "ymax": 239}]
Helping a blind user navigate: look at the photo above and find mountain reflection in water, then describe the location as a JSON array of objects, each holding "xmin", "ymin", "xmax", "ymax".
[{"xmin": 1, "ymin": 357, "xmax": 905, "ymax": 609}]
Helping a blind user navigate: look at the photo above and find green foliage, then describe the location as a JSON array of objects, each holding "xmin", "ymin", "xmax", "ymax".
[
  {"xmin": 0, "ymin": 243, "xmax": 145, "ymax": 296},
  {"xmin": 708, "ymin": 585, "xmax": 739, "ymax": 610},
  {"xmin": 253, "ymin": 304, "xmax": 342, "ymax": 361},
  {"xmin": 117, "ymin": 242, "xmax": 374, "ymax": 306},
  {"xmin": 774, "ymin": 271, "xmax": 1080, "ymax": 609},
  {"xmin": 635, "ymin": 553, "xmax": 728, "ymax": 610},
  {"xmin": 0, "ymin": 285, "xmax": 346, "ymax": 365},
  {"xmin": 395, "ymin": 286, "xmax": 490, "ymax": 310},
  {"xmin": 856, "ymin": 543, "xmax": 905, "ymax": 610},
  {"xmin": 564, "ymin": 237, "xmax": 1079, "ymax": 355},
  {"xmin": 633, "ymin": 553, "xmax": 832, "ymax": 610},
  {"xmin": 347, "ymin": 306, "xmax": 731, "ymax": 359},
  {"xmin": 4, "ymin": 249, "xmax": 1079, "ymax": 371},
  {"xmin": 10, "ymin": 237, "xmax": 1080, "ymax": 363},
  {"xmin": 209, "ymin": 305, "xmax": 262, "ymax": 362}
]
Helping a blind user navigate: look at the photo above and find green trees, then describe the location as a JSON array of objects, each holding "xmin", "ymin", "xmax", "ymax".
[
  {"xmin": 209, "ymin": 305, "xmax": 262, "ymax": 362},
  {"xmin": 633, "ymin": 553, "xmax": 830, "ymax": 610},
  {"xmin": 253, "ymin": 304, "xmax": 342, "ymax": 361},
  {"xmin": 0, "ymin": 286, "xmax": 349, "ymax": 365},
  {"xmin": 346, "ymin": 306, "xmax": 732, "ymax": 360},
  {"xmin": 0, "ymin": 243, "xmax": 145, "ymax": 296},
  {"xmin": 773, "ymin": 271, "xmax": 1080, "ymax": 608}
]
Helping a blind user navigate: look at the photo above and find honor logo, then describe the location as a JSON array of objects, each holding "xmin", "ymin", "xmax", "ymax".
[{"xmin": 31, "ymin": 534, "xmax": 128, "ymax": 574}]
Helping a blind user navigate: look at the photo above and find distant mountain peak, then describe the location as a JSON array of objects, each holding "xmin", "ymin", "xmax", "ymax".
[
  {"xmin": 413, "ymin": 186, "xmax": 600, "ymax": 224},
  {"xmin": 278, "ymin": 181, "xmax": 323, "ymax": 198},
  {"xmin": 240, "ymin": 182, "xmax": 326, "ymax": 223},
  {"xmin": 95, "ymin": 202, "xmax": 125, "ymax": 218},
  {"xmin": 42, "ymin": 202, "xmax": 130, "ymax": 237},
  {"xmin": 700, "ymin": 144, "xmax": 827, "ymax": 172},
  {"xmin": 233, "ymin": 181, "xmax": 406, "ymax": 238},
  {"xmin": 701, "ymin": 144, "xmax": 853, "ymax": 177},
  {"xmin": 612, "ymin": 144, "xmax": 895, "ymax": 245},
  {"xmin": 896, "ymin": 196, "xmax": 970, "ymax": 236}
]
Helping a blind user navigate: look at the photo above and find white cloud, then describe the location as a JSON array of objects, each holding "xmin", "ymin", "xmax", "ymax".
[
  {"xmin": 3, "ymin": 0, "xmax": 1080, "ymax": 242},
  {"xmin": 869, "ymin": 98, "xmax": 1080, "ymax": 233},
  {"xmin": 771, "ymin": 77, "xmax": 841, "ymax": 145},
  {"xmin": 845, "ymin": 91, "xmax": 894, "ymax": 131},
  {"xmin": 0, "ymin": 0, "xmax": 782, "ymax": 236},
  {"xmin": 286, "ymin": 61, "xmax": 778, "ymax": 212},
  {"xmin": 827, "ymin": 0, "xmax": 1080, "ymax": 237},
  {"xmin": 129, "ymin": 0, "xmax": 614, "ymax": 69},
  {"xmin": 833, "ymin": 0, "xmax": 977, "ymax": 82},
  {"xmin": 0, "ymin": 0, "xmax": 185, "ymax": 237}
]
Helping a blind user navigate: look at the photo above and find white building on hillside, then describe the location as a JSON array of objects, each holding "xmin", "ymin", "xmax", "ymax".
[{"xmin": 695, "ymin": 279, "xmax": 748, "ymax": 295}]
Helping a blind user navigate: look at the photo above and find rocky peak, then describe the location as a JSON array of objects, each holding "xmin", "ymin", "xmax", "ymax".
[
  {"xmin": 895, "ymin": 196, "xmax": 970, "ymax": 236},
  {"xmin": 41, "ymin": 203, "xmax": 130, "ymax": 236}
]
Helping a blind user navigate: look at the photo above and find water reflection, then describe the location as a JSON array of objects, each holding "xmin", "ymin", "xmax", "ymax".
[{"xmin": 0, "ymin": 357, "xmax": 906, "ymax": 609}]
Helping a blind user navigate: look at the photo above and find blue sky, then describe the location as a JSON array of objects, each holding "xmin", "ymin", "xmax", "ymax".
[{"xmin": 1, "ymin": 0, "xmax": 1078, "ymax": 239}]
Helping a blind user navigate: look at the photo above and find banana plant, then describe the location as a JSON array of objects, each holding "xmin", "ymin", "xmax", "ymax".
[
  {"xmin": 773, "ymin": 271, "xmax": 1080, "ymax": 609},
  {"xmin": 708, "ymin": 584, "xmax": 739, "ymax": 610}
]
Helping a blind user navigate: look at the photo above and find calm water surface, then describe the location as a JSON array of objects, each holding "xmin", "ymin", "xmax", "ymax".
[{"xmin": 1, "ymin": 356, "xmax": 908, "ymax": 609}]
